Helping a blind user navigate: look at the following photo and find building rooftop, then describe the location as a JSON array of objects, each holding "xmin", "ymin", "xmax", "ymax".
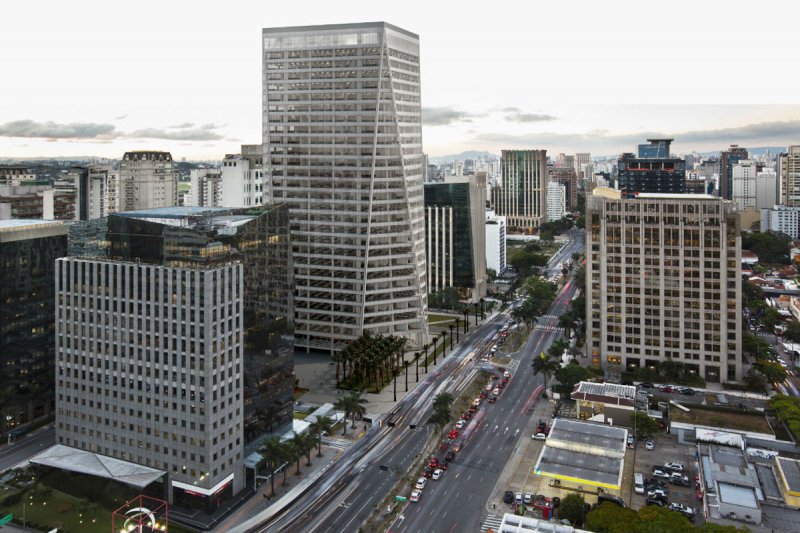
[
  {"xmin": 497, "ymin": 514, "xmax": 591, "ymax": 533},
  {"xmin": 262, "ymin": 21, "xmax": 418, "ymax": 40},
  {"xmin": 533, "ymin": 418, "xmax": 627, "ymax": 489},
  {"xmin": 116, "ymin": 206, "xmax": 264, "ymax": 231},
  {"xmin": 571, "ymin": 381, "xmax": 637, "ymax": 406},
  {"xmin": 0, "ymin": 219, "xmax": 63, "ymax": 230},
  {"xmin": 776, "ymin": 456, "xmax": 800, "ymax": 494},
  {"xmin": 718, "ymin": 482, "xmax": 758, "ymax": 509}
]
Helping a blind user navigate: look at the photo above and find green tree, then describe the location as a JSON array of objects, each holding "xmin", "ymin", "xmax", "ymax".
[
  {"xmin": 258, "ymin": 435, "xmax": 285, "ymax": 496},
  {"xmin": 554, "ymin": 362, "xmax": 594, "ymax": 395},
  {"xmin": 508, "ymin": 249, "xmax": 549, "ymax": 277},
  {"xmin": 786, "ymin": 319, "xmax": 800, "ymax": 343},
  {"xmin": 487, "ymin": 268, "xmax": 497, "ymax": 283},
  {"xmin": 630, "ymin": 411, "xmax": 659, "ymax": 439},
  {"xmin": 309, "ymin": 415, "xmax": 334, "ymax": 457},
  {"xmin": 334, "ymin": 391, "xmax": 368, "ymax": 434},
  {"xmin": 532, "ymin": 351, "xmax": 559, "ymax": 392},
  {"xmin": 586, "ymin": 502, "xmax": 639, "ymax": 533},
  {"xmin": 754, "ymin": 360, "xmax": 788, "ymax": 383},
  {"xmin": 558, "ymin": 493, "xmax": 585, "ymax": 526},
  {"xmin": 741, "ymin": 231, "xmax": 791, "ymax": 264},
  {"xmin": 742, "ymin": 333, "xmax": 771, "ymax": 360},
  {"xmin": 290, "ymin": 432, "xmax": 313, "ymax": 474}
]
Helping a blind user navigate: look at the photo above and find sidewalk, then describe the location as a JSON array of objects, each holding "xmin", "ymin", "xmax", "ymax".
[{"xmin": 294, "ymin": 313, "xmax": 499, "ymax": 416}]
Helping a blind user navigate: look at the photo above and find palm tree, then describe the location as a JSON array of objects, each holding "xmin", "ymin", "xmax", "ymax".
[
  {"xmin": 463, "ymin": 307, "xmax": 469, "ymax": 334},
  {"xmin": 347, "ymin": 391, "xmax": 368, "ymax": 429},
  {"xmin": 423, "ymin": 343, "xmax": 430, "ymax": 373},
  {"xmin": 291, "ymin": 433, "xmax": 312, "ymax": 474},
  {"xmin": 428, "ymin": 392, "xmax": 454, "ymax": 438},
  {"xmin": 431, "ymin": 335, "xmax": 438, "ymax": 366},
  {"xmin": 414, "ymin": 351, "xmax": 420, "ymax": 382},
  {"xmin": 279, "ymin": 439, "xmax": 293, "ymax": 486},
  {"xmin": 439, "ymin": 330, "xmax": 447, "ymax": 360},
  {"xmin": 258, "ymin": 436, "xmax": 284, "ymax": 497},
  {"xmin": 403, "ymin": 360, "xmax": 410, "ymax": 392},
  {"xmin": 334, "ymin": 396, "xmax": 351, "ymax": 436},
  {"xmin": 532, "ymin": 351, "xmax": 558, "ymax": 397},
  {"xmin": 480, "ymin": 297, "xmax": 486, "ymax": 319},
  {"xmin": 309, "ymin": 415, "xmax": 334, "ymax": 457}
]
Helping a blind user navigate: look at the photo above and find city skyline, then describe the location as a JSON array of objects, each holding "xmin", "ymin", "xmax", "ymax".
[{"xmin": 2, "ymin": 1, "xmax": 800, "ymax": 159}]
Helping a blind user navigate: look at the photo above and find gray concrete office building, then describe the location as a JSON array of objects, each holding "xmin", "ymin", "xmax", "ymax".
[
  {"xmin": 586, "ymin": 188, "xmax": 742, "ymax": 383},
  {"xmin": 262, "ymin": 22, "xmax": 428, "ymax": 353},
  {"xmin": 119, "ymin": 151, "xmax": 178, "ymax": 212}
]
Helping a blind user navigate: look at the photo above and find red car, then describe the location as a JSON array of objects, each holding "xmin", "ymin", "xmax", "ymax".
[
  {"xmin": 439, "ymin": 441, "xmax": 449, "ymax": 452},
  {"xmin": 429, "ymin": 457, "xmax": 439, "ymax": 468},
  {"xmin": 448, "ymin": 430, "xmax": 459, "ymax": 439},
  {"xmin": 479, "ymin": 391, "xmax": 488, "ymax": 399},
  {"xmin": 462, "ymin": 412, "xmax": 472, "ymax": 420},
  {"xmin": 660, "ymin": 385, "xmax": 674, "ymax": 393}
]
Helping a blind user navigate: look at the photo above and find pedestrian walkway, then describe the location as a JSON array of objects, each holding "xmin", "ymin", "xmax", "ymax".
[
  {"xmin": 480, "ymin": 512, "xmax": 503, "ymax": 532},
  {"xmin": 534, "ymin": 324, "xmax": 564, "ymax": 332},
  {"xmin": 321, "ymin": 436, "xmax": 351, "ymax": 451}
]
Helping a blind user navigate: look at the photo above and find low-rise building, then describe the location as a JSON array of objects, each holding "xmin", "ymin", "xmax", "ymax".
[
  {"xmin": 570, "ymin": 381, "xmax": 642, "ymax": 426},
  {"xmin": 698, "ymin": 443, "xmax": 762, "ymax": 524},
  {"xmin": 533, "ymin": 418, "xmax": 627, "ymax": 495},
  {"xmin": 775, "ymin": 456, "xmax": 800, "ymax": 508}
]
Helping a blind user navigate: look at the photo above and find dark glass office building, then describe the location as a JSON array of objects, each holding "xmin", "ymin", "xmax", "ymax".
[
  {"xmin": 0, "ymin": 220, "xmax": 67, "ymax": 440},
  {"xmin": 424, "ymin": 176, "xmax": 487, "ymax": 302},
  {"xmin": 618, "ymin": 138, "xmax": 686, "ymax": 194}
]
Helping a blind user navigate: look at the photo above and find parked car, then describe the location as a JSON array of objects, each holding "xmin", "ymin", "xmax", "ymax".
[
  {"xmin": 645, "ymin": 440, "xmax": 655, "ymax": 450},
  {"xmin": 668, "ymin": 502, "xmax": 694, "ymax": 515},
  {"xmin": 523, "ymin": 493, "xmax": 533, "ymax": 504},
  {"xmin": 415, "ymin": 477, "xmax": 427, "ymax": 490},
  {"xmin": 659, "ymin": 385, "xmax": 674, "ymax": 393},
  {"xmin": 664, "ymin": 462, "xmax": 685, "ymax": 472},
  {"xmin": 679, "ymin": 387, "xmax": 696, "ymax": 395},
  {"xmin": 532, "ymin": 432, "xmax": 546, "ymax": 440},
  {"xmin": 455, "ymin": 420, "xmax": 466, "ymax": 429},
  {"xmin": 503, "ymin": 490, "xmax": 514, "ymax": 504},
  {"xmin": 432, "ymin": 468, "xmax": 443, "ymax": 480},
  {"xmin": 647, "ymin": 488, "xmax": 669, "ymax": 499},
  {"xmin": 487, "ymin": 396, "xmax": 497, "ymax": 403},
  {"xmin": 646, "ymin": 497, "xmax": 665, "ymax": 507},
  {"xmin": 652, "ymin": 468, "xmax": 671, "ymax": 479},
  {"xmin": 410, "ymin": 489, "xmax": 422, "ymax": 502},
  {"xmin": 515, "ymin": 493, "xmax": 524, "ymax": 505},
  {"xmin": 639, "ymin": 382, "xmax": 654, "ymax": 388},
  {"xmin": 669, "ymin": 473, "xmax": 691, "ymax": 487},
  {"xmin": 448, "ymin": 430, "xmax": 459, "ymax": 439}
]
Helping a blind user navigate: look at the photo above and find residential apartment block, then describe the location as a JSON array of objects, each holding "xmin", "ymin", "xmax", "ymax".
[
  {"xmin": 190, "ymin": 168, "xmax": 223, "ymax": 207},
  {"xmin": 779, "ymin": 145, "xmax": 800, "ymax": 207},
  {"xmin": 262, "ymin": 22, "xmax": 428, "ymax": 352},
  {"xmin": 118, "ymin": 151, "xmax": 178, "ymax": 212},
  {"xmin": 485, "ymin": 210, "xmax": 507, "ymax": 274},
  {"xmin": 586, "ymin": 188, "xmax": 742, "ymax": 382},
  {"xmin": 220, "ymin": 144, "xmax": 264, "ymax": 208},
  {"xmin": 546, "ymin": 181, "xmax": 567, "ymax": 221}
]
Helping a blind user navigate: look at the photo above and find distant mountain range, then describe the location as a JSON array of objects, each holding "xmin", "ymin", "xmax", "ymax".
[{"xmin": 428, "ymin": 151, "xmax": 499, "ymax": 163}]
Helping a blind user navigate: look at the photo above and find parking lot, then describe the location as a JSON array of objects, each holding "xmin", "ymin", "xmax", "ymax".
[{"xmin": 627, "ymin": 429, "xmax": 703, "ymax": 524}]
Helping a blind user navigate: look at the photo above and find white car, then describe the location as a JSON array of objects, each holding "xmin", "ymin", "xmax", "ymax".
[
  {"xmin": 664, "ymin": 462, "xmax": 684, "ymax": 472},
  {"xmin": 415, "ymin": 477, "xmax": 427, "ymax": 490},
  {"xmin": 472, "ymin": 398, "xmax": 481, "ymax": 407},
  {"xmin": 515, "ymin": 493, "xmax": 523, "ymax": 504},
  {"xmin": 503, "ymin": 371, "xmax": 511, "ymax": 379},
  {"xmin": 532, "ymin": 432, "xmax": 546, "ymax": 440},
  {"xmin": 668, "ymin": 502, "xmax": 694, "ymax": 515},
  {"xmin": 432, "ymin": 468, "xmax": 443, "ymax": 480},
  {"xmin": 410, "ymin": 489, "xmax": 422, "ymax": 502},
  {"xmin": 455, "ymin": 420, "xmax": 466, "ymax": 429},
  {"xmin": 523, "ymin": 493, "xmax": 533, "ymax": 504},
  {"xmin": 493, "ymin": 387, "xmax": 501, "ymax": 396},
  {"xmin": 647, "ymin": 488, "xmax": 668, "ymax": 499},
  {"xmin": 645, "ymin": 440, "xmax": 655, "ymax": 450}
]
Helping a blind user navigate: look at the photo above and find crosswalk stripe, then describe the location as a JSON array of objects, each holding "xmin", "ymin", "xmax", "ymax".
[{"xmin": 480, "ymin": 513, "xmax": 503, "ymax": 533}]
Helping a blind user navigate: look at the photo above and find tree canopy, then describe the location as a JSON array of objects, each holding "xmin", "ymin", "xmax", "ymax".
[
  {"xmin": 586, "ymin": 502, "xmax": 749, "ymax": 533},
  {"xmin": 741, "ymin": 231, "xmax": 791, "ymax": 264}
]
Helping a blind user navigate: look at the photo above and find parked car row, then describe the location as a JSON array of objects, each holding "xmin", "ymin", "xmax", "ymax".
[{"xmin": 638, "ymin": 383, "xmax": 697, "ymax": 395}]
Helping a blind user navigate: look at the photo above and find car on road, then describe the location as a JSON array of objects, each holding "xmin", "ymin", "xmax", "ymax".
[
  {"xmin": 503, "ymin": 371, "xmax": 511, "ymax": 379},
  {"xmin": 523, "ymin": 493, "xmax": 533, "ymax": 504},
  {"xmin": 646, "ymin": 497, "xmax": 665, "ymax": 507},
  {"xmin": 664, "ymin": 462, "xmax": 685, "ymax": 472},
  {"xmin": 679, "ymin": 387, "xmax": 696, "ymax": 395},
  {"xmin": 410, "ymin": 489, "xmax": 421, "ymax": 502},
  {"xmin": 503, "ymin": 490, "xmax": 514, "ymax": 504},
  {"xmin": 455, "ymin": 420, "xmax": 466, "ymax": 429},
  {"xmin": 659, "ymin": 385, "xmax": 674, "ymax": 393},
  {"xmin": 415, "ymin": 477, "xmax": 427, "ymax": 490},
  {"xmin": 479, "ymin": 391, "xmax": 488, "ymax": 399},
  {"xmin": 445, "ymin": 451, "xmax": 455, "ymax": 462},
  {"xmin": 627, "ymin": 435, "xmax": 636, "ymax": 449},
  {"xmin": 448, "ymin": 430, "xmax": 459, "ymax": 439},
  {"xmin": 451, "ymin": 439, "xmax": 464, "ymax": 452},
  {"xmin": 639, "ymin": 382, "xmax": 654, "ymax": 388},
  {"xmin": 493, "ymin": 387, "xmax": 501, "ymax": 395},
  {"xmin": 532, "ymin": 432, "xmax": 546, "ymax": 440},
  {"xmin": 438, "ymin": 441, "xmax": 449, "ymax": 452},
  {"xmin": 472, "ymin": 398, "xmax": 481, "ymax": 407},
  {"xmin": 645, "ymin": 440, "xmax": 655, "ymax": 450},
  {"xmin": 432, "ymin": 468, "xmax": 444, "ymax": 480},
  {"xmin": 462, "ymin": 412, "xmax": 472, "ymax": 420},
  {"xmin": 429, "ymin": 457, "xmax": 439, "ymax": 468},
  {"xmin": 422, "ymin": 466, "xmax": 434, "ymax": 478},
  {"xmin": 647, "ymin": 488, "xmax": 669, "ymax": 499},
  {"xmin": 487, "ymin": 396, "xmax": 497, "ymax": 403}
]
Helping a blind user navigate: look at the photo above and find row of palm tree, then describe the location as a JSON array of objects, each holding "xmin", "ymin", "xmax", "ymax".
[
  {"xmin": 333, "ymin": 392, "xmax": 368, "ymax": 434},
  {"xmin": 257, "ymin": 415, "xmax": 335, "ymax": 498},
  {"xmin": 332, "ymin": 332, "xmax": 407, "ymax": 392}
]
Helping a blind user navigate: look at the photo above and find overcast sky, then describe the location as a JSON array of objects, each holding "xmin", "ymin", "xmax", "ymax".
[{"xmin": 1, "ymin": 0, "xmax": 799, "ymax": 160}]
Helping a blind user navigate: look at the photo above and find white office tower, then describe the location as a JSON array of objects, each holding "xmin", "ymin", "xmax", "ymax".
[
  {"xmin": 262, "ymin": 23, "xmax": 428, "ymax": 352},
  {"xmin": 190, "ymin": 169, "xmax": 223, "ymax": 207},
  {"xmin": 546, "ymin": 181, "xmax": 567, "ymax": 221},
  {"xmin": 485, "ymin": 210, "xmax": 507, "ymax": 273},
  {"xmin": 574, "ymin": 153, "xmax": 591, "ymax": 178},
  {"xmin": 732, "ymin": 159, "xmax": 757, "ymax": 210},
  {"xmin": 755, "ymin": 169, "xmax": 777, "ymax": 210},
  {"xmin": 220, "ymin": 145, "xmax": 264, "ymax": 208},
  {"xmin": 118, "ymin": 151, "xmax": 178, "ymax": 212}
]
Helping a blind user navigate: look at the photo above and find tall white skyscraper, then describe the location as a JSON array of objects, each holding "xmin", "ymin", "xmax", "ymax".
[
  {"xmin": 732, "ymin": 159, "xmax": 757, "ymax": 210},
  {"xmin": 190, "ymin": 168, "xmax": 222, "ymax": 207},
  {"xmin": 546, "ymin": 181, "xmax": 567, "ymax": 221},
  {"xmin": 262, "ymin": 22, "xmax": 427, "ymax": 352}
]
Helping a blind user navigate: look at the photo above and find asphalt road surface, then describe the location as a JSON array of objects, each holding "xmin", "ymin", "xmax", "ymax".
[
  {"xmin": 0, "ymin": 425, "xmax": 55, "ymax": 473},
  {"xmin": 388, "ymin": 281, "xmax": 579, "ymax": 533}
]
